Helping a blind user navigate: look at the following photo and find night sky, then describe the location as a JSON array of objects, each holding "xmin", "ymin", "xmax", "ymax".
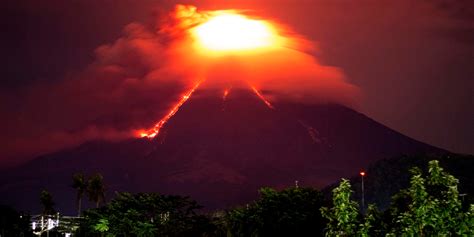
[{"xmin": 1, "ymin": 0, "xmax": 472, "ymax": 165}]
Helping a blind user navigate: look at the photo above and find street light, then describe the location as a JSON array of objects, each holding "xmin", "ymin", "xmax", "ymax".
[{"xmin": 360, "ymin": 171, "xmax": 366, "ymax": 212}]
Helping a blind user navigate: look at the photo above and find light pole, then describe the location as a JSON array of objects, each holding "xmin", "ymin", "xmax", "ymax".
[{"xmin": 360, "ymin": 171, "xmax": 366, "ymax": 212}]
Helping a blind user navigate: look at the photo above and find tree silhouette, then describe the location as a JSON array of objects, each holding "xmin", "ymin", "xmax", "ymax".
[
  {"xmin": 40, "ymin": 190, "xmax": 55, "ymax": 215},
  {"xmin": 87, "ymin": 174, "xmax": 106, "ymax": 208},
  {"xmin": 80, "ymin": 192, "xmax": 211, "ymax": 236},
  {"xmin": 71, "ymin": 173, "xmax": 87, "ymax": 216},
  {"xmin": 226, "ymin": 187, "xmax": 326, "ymax": 236}
]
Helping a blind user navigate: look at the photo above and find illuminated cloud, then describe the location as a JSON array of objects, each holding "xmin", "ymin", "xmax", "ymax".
[{"xmin": 0, "ymin": 5, "xmax": 359, "ymax": 163}]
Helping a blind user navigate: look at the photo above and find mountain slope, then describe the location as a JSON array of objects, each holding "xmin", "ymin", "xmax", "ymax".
[{"xmin": 0, "ymin": 88, "xmax": 443, "ymax": 214}]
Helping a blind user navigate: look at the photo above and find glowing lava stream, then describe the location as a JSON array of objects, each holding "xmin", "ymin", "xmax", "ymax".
[
  {"xmin": 223, "ymin": 89, "xmax": 230, "ymax": 101},
  {"xmin": 250, "ymin": 86, "xmax": 275, "ymax": 110},
  {"xmin": 139, "ymin": 81, "xmax": 202, "ymax": 138}
]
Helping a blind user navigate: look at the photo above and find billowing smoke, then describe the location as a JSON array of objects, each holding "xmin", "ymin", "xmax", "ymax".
[{"xmin": 0, "ymin": 5, "xmax": 359, "ymax": 164}]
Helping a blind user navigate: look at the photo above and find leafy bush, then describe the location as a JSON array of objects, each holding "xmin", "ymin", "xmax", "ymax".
[{"xmin": 224, "ymin": 187, "xmax": 325, "ymax": 236}]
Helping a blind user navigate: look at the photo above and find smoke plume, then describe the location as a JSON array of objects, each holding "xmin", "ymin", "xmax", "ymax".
[{"xmin": 0, "ymin": 5, "xmax": 359, "ymax": 164}]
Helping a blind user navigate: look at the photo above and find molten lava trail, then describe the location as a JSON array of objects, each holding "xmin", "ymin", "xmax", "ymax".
[
  {"xmin": 250, "ymin": 86, "xmax": 275, "ymax": 110},
  {"xmin": 223, "ymin": 89, "xmax": 230, "ymax": 101},
  {"xmin": 139, "ymin": 81, "xmax": 202, "ymax": 138}
]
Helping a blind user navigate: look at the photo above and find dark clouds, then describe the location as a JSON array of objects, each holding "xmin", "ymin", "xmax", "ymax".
[{"xmin": 0, "ymin": 10, "xmax": 185, "ymax": 164}]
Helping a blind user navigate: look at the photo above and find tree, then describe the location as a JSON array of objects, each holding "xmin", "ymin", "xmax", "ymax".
[
  {"xmin": 80, "ymin": 192, "xmax": 213, "ymax": 236},
  {"xmin": 93, "ymin": 218, "xmax": 111, "ymax": 237},
  {"xmin": 87, "ymin": 174, "xmax": 106, "ymax": 208},
  {"xmin": 388, "ymin": 160, "xmax": 474, "ymax": 236},
  {"xmin": 72, "ymin": 173, "xmax": 88, "ymax": 216},
  {"xmin": 226, "ymin": 187, "xmax": 326, "ymax": 236},
  {"xmin": 358, "ymin": 204, "xmax": 379, "ymax": 237},
  {"xmin": 134, "ymin": 221, "xmax": 157, "ymax": 237},
  {"xmin": 40, "ymin": 190, "xmax": 55, "ymax": 215},
  {"xmin": 321, "ymin": 160, "xmax": 474, "ymax": 236},
  {"xmin": 321, "ymin": 179, "xmax": 360, "ymax": 236},
  {"xmin": 0, "ymin": 205, "xmax": 33, "ymax": 237}
]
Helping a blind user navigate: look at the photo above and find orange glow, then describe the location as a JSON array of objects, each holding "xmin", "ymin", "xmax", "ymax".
[
  {"xmin": 137, "ymin": 81, "xmax": 202, "ymax": 138},
  {"xmin": 251, "ymin": 86, "xmax": 275, "ymax": 110},
  {"xmin": 192, "ymin": 12, "xmax": 279, "ymax": 52},
  {"xmin": 223, "ymin": 89, "xmax": 230, "ymax": 101},
  {"xmin": 360, "ymin": 171, "xmax": 366, "ymax": 176}
]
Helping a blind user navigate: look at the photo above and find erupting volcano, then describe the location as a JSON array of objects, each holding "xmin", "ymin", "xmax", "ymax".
[
  {"xmin": 0, "ymin": 5, "xmax": 445, "ymax": 213},
  {"xmin": 136, "ymin": 9, "xmax": 289, "ymax": 138},
  {"xmin": 0, "ymin": 81, "xmax": 442, "ymax": 212}
]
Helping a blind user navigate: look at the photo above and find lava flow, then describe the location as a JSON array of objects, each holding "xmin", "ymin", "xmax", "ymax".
[
  {"xmin": 138, "ymin": 81, "xmax": 202, "ymax": 138},
  {"xmin": 223, "ymin": 89, "xmax": 230, "ymax": 101},
  {"xmin": 251, "ymin": 86, "xmax": 275, "ymax": 110}
]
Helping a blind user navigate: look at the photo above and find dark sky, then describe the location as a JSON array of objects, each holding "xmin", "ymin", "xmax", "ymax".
[{"xmin": 1, "ymin": 0, "xmax": 472, "ymax": 165}]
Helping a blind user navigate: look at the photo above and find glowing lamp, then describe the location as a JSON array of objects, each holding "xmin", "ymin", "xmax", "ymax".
[{"xmin": 360, "ymin": 171, "xmax": 366, "ymax": 176}]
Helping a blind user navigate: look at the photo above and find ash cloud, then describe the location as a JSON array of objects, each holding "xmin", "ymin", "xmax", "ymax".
[{"xmin": 0, "ymin": 5, "xmax": 359, "ymax": 164}]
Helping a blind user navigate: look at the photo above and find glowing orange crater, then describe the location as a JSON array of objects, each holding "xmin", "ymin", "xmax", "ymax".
[{"xmin": 193, "ymin": 12, "xmax": 279, "ymax": 52}]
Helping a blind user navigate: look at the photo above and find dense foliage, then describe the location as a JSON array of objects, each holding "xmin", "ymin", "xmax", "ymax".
[
  {"xmin": 387, "ymin": 160, "xmax": 474, "ymax": 235},
  {"xmin": 77, "ymin": 192, "xmax": 214, "ymax": 237},
  {"xmin": 322, "ymin": 160, "xmax": 474, "ymax": 236},
  {"xmin": 343, "ymin": 154, "xmax": 474, "ymax": 210},
  {"xmin": 0, "ymin": 205, "xmax": 33, "ymax": 236},
  {"xmin": 3, "ymin": 156, "xmax": 472, "ymax": 236},
  {"xmin": 223, "ymin": 187, "xmax": 326, "ymax": 236},
  {"xmin": 321, "ymin": 179, "xmax": 360, "ymax": 236}
]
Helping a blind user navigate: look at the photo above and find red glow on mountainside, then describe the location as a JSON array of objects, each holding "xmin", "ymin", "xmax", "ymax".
[
  {"xmin": 137, "ymin": 81, "xmax": 202, "ymax": 138},
  {"xmin": 251, "ymin": 86, "xmax": 275, "ymax": 110}
]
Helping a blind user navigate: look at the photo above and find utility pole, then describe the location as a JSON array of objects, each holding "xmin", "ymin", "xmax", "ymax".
[{"xmin": 360, "ymin": 171, "xmax": 366, "ymax": 212}]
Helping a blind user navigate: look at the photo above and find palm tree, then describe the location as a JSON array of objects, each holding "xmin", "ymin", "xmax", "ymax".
[
  {"xmin": 71, "ymin": 173, "xmax": 87, "ymax": 216},
  {"xmin": 40, "ymin": 190, "xmax": 55, "ymax": 215},
  {"xmin": 87, "ymin": 174, "xmax": 106, "ymax": 208}
]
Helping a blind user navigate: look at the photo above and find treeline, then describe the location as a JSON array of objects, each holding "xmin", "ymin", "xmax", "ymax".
[
  {"xmin": 74, "ymin": 160, "xmax": 474, "ymax": 236},
  {"xmin": 334, "ymin": 153, "xmax": 474, "ymax": 210},
  {"xmin": 2, "ymin": 158, "xmax": 473, "ymax": 236}
]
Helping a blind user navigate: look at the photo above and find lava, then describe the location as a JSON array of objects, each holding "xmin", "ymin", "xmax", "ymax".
[
  {"xmin": 250, "ymin": 86, "xmax": 275, "ymax": 110},
  {"xmin": 138, "ymin": 81, "xmax": 202, "ymax": 138},
  {"xmin": 223, "ymin": 89, "xmax": 230, "ymax": 101}
]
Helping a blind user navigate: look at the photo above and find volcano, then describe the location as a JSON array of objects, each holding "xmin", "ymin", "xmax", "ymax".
[{"xmin": 0, "ymin": 86, "xmax": 443, "ymax": 214}]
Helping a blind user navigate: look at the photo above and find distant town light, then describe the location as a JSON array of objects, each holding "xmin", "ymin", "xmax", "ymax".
[{"xmin": 360, "ymin": 171, "xmax": 366, "ymax": 176}]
